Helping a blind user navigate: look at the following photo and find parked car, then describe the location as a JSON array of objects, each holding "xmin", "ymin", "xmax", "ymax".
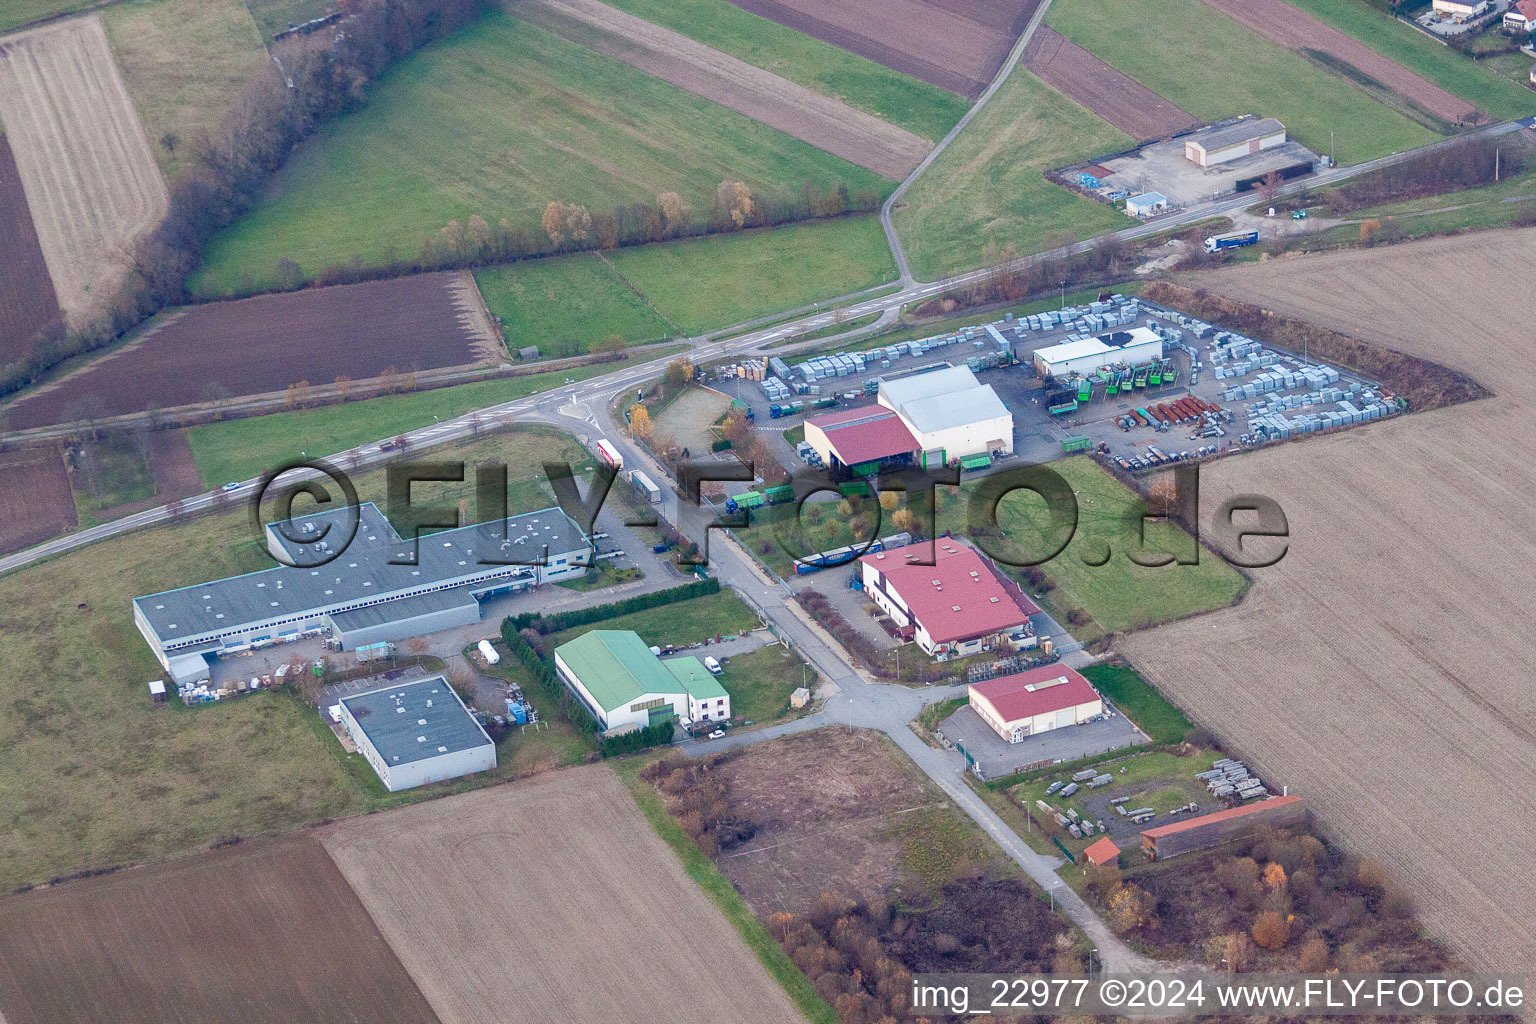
[{"xmin": 708, "ymin": 728, "xmax": 725, "ymax": 739}]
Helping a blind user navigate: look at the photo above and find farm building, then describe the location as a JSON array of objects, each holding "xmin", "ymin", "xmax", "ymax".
[
  {"xmin": 554, "ymin": 629, "xmax": 729, "ymax": 732},
  {"xmin": 1083, "ymin": 836, "xmax": 1120, "ymax": 868},
  {"xmin": 1033, "ymin": 326, "xmax": 1164, "ymax": 379},
  {"xmin": 1184, "ymin": 118, "xmax": 1287, "ymax": 167},
  {"xmin": 337, "ymin": 676, "xmax": 495, "ymax": 792},
  {"xmin": 859, "ymin": 539, "xmax": 1039, "ymax": 659},
  {"xmin": 133, "ymin": 502, "xmax": 589, "ymax": 682},
  {"xmin": 967, "ymin": 664, "xmax": 1104, "ymax": 743},
  {"xmin": 802, "ymin": 405, "xmax": 920, "ymax": 477},
  {"xmin": 1125, "ymin": 191, "xmax": 1169, "ymax": 217},
  {"xmin": 876, "ymin": 365, "xmax": 1013, "ymax": 464},
  {"xmin": 1432, "ymin": 0, "xmax": 1484, "ymax": 20},
  {"xmin": 1141, "ymin": 794, "xmax": 1307, "ymax": 860}
]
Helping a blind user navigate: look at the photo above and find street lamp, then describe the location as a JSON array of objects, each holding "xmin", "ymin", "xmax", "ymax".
[
  {"xmin": 1089, "ymin": 948, "xmax": 1097, "ymax": 976},
  {"xmin": 1050, "ymin": 885, "xmax": 1060, "ymax": 911}
]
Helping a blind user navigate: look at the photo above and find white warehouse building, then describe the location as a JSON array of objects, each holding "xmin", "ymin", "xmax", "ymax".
[
  {"xmin": 336, "ymin": 676, "xmax": 496, "ymax": 791},
  {"xmin": 877, "ymin": 365, "xmax": 1013, "ymax": 465},
  {"xmin": 1033, "ymin": 326, "xmax": 1164, "ymax": 379}
]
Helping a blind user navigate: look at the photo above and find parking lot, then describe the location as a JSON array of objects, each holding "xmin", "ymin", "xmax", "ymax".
[
  {"xmin": 938, "ymin": 703, "xmax": 1147, "ymax": 780},
  {"xmin": 1087, "ymin": 135, "xmax": 1321, "ymax": 207}
]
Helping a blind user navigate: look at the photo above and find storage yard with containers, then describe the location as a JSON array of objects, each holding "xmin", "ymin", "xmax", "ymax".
[{"xmin": 717, "ymin": 292, "xmax": 1398, "ymax": 480}]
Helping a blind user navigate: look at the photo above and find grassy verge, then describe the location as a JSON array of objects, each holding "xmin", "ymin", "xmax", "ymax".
[
  {"xmin": 185, "ymin": 346, "xmax": 681, "ymax": 487},
  {"xmin": 104, "ymin": 0, "xmax": 269, "ymax": 180},
  {"xmin": 1081, "ymin": 663, "xmax": 1191, "ymax": 744},
  {"xmin": 557, "ymin": 563, "xmax": 643, "ymax": 591},
  {"xmin": 0, "ymin": 0, "xmax": 93, "ymax": 33},
  {"xmin": 893, "ymin": 69, "xmax": 1133, "ymax": 280},
  {"xmin": 1045, "ymin": 0, "xmax": 1436, "ymax": 164},
  {"xmin": 599, "ymin": 0, "xmax": 967, "ymax": 142},
  {"xmin": 614, "ymin": 758, "xmax": 838, "ymax": 1024},
  {"xmin": 1282, "ymin": 0, "xmax": 1534, "ymax": 123},
  {"xmin": 191, "ymin": 10, "xmax": 890, "ymax": 293},
  {"xmin": 604, "ymin": 218, "xmax": 897, "ymax": 336}
]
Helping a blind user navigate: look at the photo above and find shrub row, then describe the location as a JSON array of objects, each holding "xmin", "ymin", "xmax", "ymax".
[
  {"xmin": 497, "ymin": 619, "xmax": 597, "ymax": 736},
  {"xmin": 598, "ymin": 719, "xmax": 676, "ymax": 757},
  {"xmin": 508, "ymin": 576, "xmax": 720, "ymax": 634}
]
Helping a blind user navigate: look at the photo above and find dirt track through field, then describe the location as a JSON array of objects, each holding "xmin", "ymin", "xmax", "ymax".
[
  {"xmin": 1122, "ymin": 229, "xmax": 1536, "ymax": 974},
  {"xmin": 0, "ymin": 16, "xmax": 166, "ymax": 327},
  {"xmin": 1023, "ymin": 26, "xmax": 1196, "ymax": 142},
  {"xmin": 1201, "ymin": 0, "xmax": 1480, "ymax": 123},
  {"xmin": 519, "ymin": 0, "xmax": 929, "ymax": 178},
  {"xmin": 0, "ymin": 834, "xmax": 441, "ymax": 1024},
  {"xmin": 320, "ymin": 765, "xmax": 805, "ymax": 1024},
  {"xmin": 726, "ymin": 0, "xmax": 1039, "ymax": 97}
]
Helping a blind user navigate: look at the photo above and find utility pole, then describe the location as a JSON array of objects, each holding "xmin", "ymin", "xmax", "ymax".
[
  {"xmin": 1059, "ymin": 280, "xmax": 1066, "ymax": 310},
  {"xmin": 1330, "ymin": 130, "xmax": 1335, "ymax": 167},
  {"xmin": 1496, "ymin": 146, "xmax": 1500, "ymax": 182}
]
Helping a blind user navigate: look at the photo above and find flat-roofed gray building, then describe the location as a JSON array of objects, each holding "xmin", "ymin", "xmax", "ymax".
[
  {"xmin": 133, "ymin": 502, "xmax": 589, "ymax": 682},
  {"xmin": 337, "ymin": 675, "xmax": 495, "ymax": 791}
]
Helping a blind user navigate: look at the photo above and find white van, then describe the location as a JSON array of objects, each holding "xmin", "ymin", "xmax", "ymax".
[{"xmin": 704, "ymin": 656, "xmax": 722, "ymax": 675}]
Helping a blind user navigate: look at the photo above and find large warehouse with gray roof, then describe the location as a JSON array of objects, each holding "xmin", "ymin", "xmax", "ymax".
[
  {"xmin": 336, "ymin": 675, "xmax": 495, "ymax": 791},
  {"xmin": 133, "ymin": 502, "xmax": 590, "ymax": 683}
]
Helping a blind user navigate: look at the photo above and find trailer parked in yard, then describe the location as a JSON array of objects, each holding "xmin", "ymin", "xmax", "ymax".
[
  {"xmin": 1203, "ymin": 230, "xmax": 1259, "ymax": 254},
  {"xmin": 594, "ymin": 438, "xmax": 623, "ymax": 469},
  {"xmin": 630, "ymin": 469, "xmax": 662, "ymax": 504}
]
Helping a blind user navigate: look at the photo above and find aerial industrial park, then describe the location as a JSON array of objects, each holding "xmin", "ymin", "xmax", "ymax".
[{"xmin": 1, "ymin": 0, "xmax": 1534, "ymax": 1018}]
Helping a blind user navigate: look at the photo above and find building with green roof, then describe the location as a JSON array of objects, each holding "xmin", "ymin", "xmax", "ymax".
[{"xmin": 553, "ymin": 629, "xmax": 731, "ymax": 732}]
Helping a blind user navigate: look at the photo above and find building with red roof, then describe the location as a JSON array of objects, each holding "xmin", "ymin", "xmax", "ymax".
[
  {"xmin": 1082, "ymin": 836, "xmax": 1121, "ymax": 868},
  {"xmin": 1503, "ymin": 0, "xmax": 1536, "ymax": 30},
  {"xmin": 968, "ymin": 664, "xmax": 1103, "ymax": 743},
  {"xmin": 1141, "ymin": 795, "xmax": 1306, "ymax": 860},
  {"xmin": 803, "ymin": 405, "xmax": 919, "ymax": 476},
  {"xmin": 859, "ymin": 540, "xmax": 1039, "ymax": 659}
]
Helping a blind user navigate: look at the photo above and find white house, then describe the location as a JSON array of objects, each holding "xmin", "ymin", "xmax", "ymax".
[
  {"xmin": 1505, "ymin": 0, "xmax": 1536, "ymax": 30},
  {"xmin": 1434, "ymin": 0, "xmax": 1486, "ymax": 21},
  {"xmin": 1125, "ymin": 192, "xmax": 1169, "ymax": 218}
]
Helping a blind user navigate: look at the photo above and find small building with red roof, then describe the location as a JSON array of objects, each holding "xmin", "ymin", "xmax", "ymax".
[
  {"xmin": 967, "ymin": 664, "xmax": 1103, "ymax": 743},
  {"xmin": 859, "ymin": 540, "xmax": 1039, "ymax": 659},
  {"xmin": 1503, "ymin": 0, "xmax": 1536, "ymax": 31},
  {"xmin": 802, "ymin": 405, "xmax": 920, "ymax": 476},
  {"xmin": 1082, "ymin": 836, "xmax": 1121, "ymax": 869}
]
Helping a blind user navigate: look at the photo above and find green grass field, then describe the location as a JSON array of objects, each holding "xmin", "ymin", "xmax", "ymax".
[
  {"xmin": 1281, "ymin": 0, "xmax": 1535, "ymax": 123},
  {"xmin": 987, "ymin": 457, "xmax": 1248, "ymax": 638},
  {"xmin": 104, "ymin": 0, "xmax": 269, "ymax": 179},
  {"xmin": 892, "ymin": 69, "xmax": 1133, "ymax": 280},
  {"xmin": 605, "ymin": 218, "xmax": 897, "ymax": 335},
  {"xmin": 599, "ymin": 0, "xmax": 968, "ymax": 141},
  {"xmin": 716, "ymin": 645, "xmax": 808, "ymax": 724},
  {"xmin": 1045, "ymin": 0, "xmax": 1436, "ymax": 166},
  {"xmin": 543, "ymin": 591, "xmax": 760, "ymax": 652},
  {"xmin": 475, "ymin": 254, "xmax": 676, "ymax": 358},
  {"xmin": 191, "ymin": 10, "xmax": 891, "ymax": 294},
  {"xmin": 1080, "ymin": 664, "xmax": 1191, "ymax": 744},
  {"xmin": 0, "ymin": 0, "xmax": 92, "ymax": 32},
  {"xmin": 475, "ymin": 216, "xmax": 895, "ymax": 350},
  {"xmin": 185, "ymin": 345, "xmax": 682, "ymax": 488}
]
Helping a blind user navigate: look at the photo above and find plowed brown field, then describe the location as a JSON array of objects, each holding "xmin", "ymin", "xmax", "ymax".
[
  {"xmin": 522, "ymin": 0, "xmax": 928, "ymax": 178},
  {"xmin": 5, "ymin": 271, "xmax": 498, "ymax": 428},
  {"xmin": 1023, "ymin": 26, "xmax": 1196, "ymax": 141},
  {"xmin": 1202, "ymin": 0, "xmax": 1480, "ymax": 124},
  {"xmin": 0, "ymin": 133, "xmax": 60, "ymax": 362},
  {"xmin": 0, "ymin": 834, "xmax": 441, "ymax": 1024},
  {"xmin": 726, "ymin": 0, "xmax": 1041, "ymax": 97},
  {"xmin": 320, "ymin": 765, "xmax": 805, "ymax": 1024},
  {"xmin": 1122, "ymin": 229, "xmax": 1536, "ymax": 975},
  {"xmin": 0, "ymin": 446, "xmax": 73, "ymax": 555},
  {"xmin": 0, "ymin": 17, "xmax": 166, "ymax": 326}
]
